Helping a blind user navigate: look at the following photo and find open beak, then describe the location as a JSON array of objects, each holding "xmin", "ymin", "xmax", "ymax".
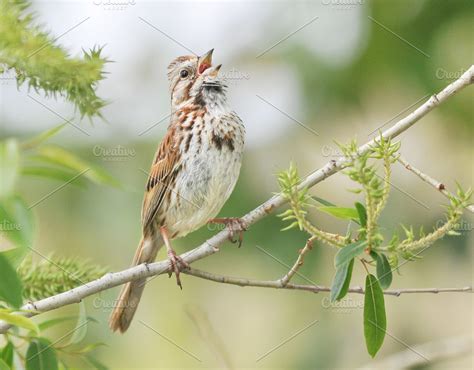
[{"xmin": 198, "ymin": 49, "xmax": 214, "ymax": 74}]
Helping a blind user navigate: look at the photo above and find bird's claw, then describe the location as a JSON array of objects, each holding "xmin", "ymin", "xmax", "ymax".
[
  {"xmin": 167, "ymin": 249, "xmax": 189, "ymax": 289},
  {"xmin": 208, "ymin": 217, "xmax": 247, "ymax": 247}
]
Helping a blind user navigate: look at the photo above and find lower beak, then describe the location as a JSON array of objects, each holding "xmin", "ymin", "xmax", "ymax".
[
  {"xmin": 198, "ymin": 49, "xmax": 214, "ymax": 74},
  {"xmin": 207, "ymin": 64, "xmax": 222, "ymax": 78}
]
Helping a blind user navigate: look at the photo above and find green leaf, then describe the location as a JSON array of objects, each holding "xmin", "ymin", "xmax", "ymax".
[
  {"xmin": 38, "ymin": 314, "xmax": 98, "ymax": 333},
  {"xmin": 73, "ymin": 342, "xmax": 106, "ymax": 354},
  {"xmin": 21, "ymin": 124, "xmax": 67, "ymax": 149},
  {"xmin": 355, "ymin": 202, "xmax": 367, "ymax": 227},
  {"xmin": 371, "ymin": 252, "xmax": 393, "ymax": 289},
  {"xmin": 335, "ymin": 241, "xmax": 367, "ymax": 268},
  {"xmin": 330, "ymin": 258, "xmax": 354, "ymax": 302},
  {"xmin": 0, "ymin": 254, "xmax": 23, "ymax": 308},
  {"xmin": 85, "ymin": 355, "xmax": 108, "ymax": 370},
  {"xmin": 38, "ymin": 316, "xmax": 78, "ymax": 332},
  {"xmin": 67, "ymin": 301, "xmax": 88, "ymax": 345},
  {"xmin": 0, "ymin": 359, "xmax": 9, "ymax": 370},
  {"xmin": 0, "ymin": 311, "xmax": 39, "ymax": 335},
  {"xmin": 0, "ymin": 195, "xmax": 34, "ymax": 250},
  {"xmin": 364, "ymin": 274, "xmax": 387, "ymax": 357},
  {"xmin": 1, "ymin": 247, "xmax": 30, "ymax": 269},
  {"xmin": 36, "ymin": 145, "xmax": 119, "ymax": 188},
  {"xmin": 26, "ymin": 338, "xmax": 58, "ymax": 370},
  {"xmin": 313, "ymin": 196, "xmax": 335, "ymax": 207},
  {"xmin": 0, "ymin": 139, "xmax": 20, "ymax": 198},
  {"xmin": 1, "ymin": 342, "xmax": 14, "ymax": 368},
  {"xmin": 318, "ymin": 206, "xmax": 359, "ymax": 220},
  {"xmin": 21, "ymin": 166, "xmax": 87, "ymax": 187}
]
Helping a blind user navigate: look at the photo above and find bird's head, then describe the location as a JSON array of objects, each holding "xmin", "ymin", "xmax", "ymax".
[{"xmin": 167, "ymin": 49, "xmax": 226, "ymax": 107}]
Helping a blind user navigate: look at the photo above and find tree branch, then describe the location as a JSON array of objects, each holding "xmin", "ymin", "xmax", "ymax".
[
  {"xmin": 279, "ymin": 237, "xmax": 315, "ymax": 287},
  {"xmin": 398, "ymin": 155, "xmax": 474, "ymax": 214},
  {"xmin": 184, "ymin": 267, "xmax": 472, "ymax": 296},
  {"xmin": 1, "ymin": 65, "xmax": 473, "ymax": 334}
]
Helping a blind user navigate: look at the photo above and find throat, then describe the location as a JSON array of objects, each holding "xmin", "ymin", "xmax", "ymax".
[
  {"xmin": 195, "ymin": 85, "xmax": 229, "ymax": 115},
  {"xmin": 206, "ymin": 95, "xmax": 229, "ymax": 116}
]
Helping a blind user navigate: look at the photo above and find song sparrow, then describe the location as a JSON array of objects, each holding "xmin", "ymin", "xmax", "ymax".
[{"xmin": 109, "ymin": 49, "xmax": 245, "ymax": 333}]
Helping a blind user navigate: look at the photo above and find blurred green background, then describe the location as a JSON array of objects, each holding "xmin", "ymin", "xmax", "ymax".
[{"xmin": 1, "ymin": 0, "xmax": 473, "ymax": 369}]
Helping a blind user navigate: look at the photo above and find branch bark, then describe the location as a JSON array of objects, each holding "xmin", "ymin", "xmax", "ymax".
[
  {"xmin": 279, "ymin": 237, "xmax": 315, "ymax": 287},
  {"xmin": 398, "ymin": 155, "xmax": 474, "ymax": 214},
  {"xmin": 1, "ymin": 65, "xmax": 473, "ymax": 334},
  {"xmin": 184, "ymin": 267, "xmax": 472, "ymax": 296}
]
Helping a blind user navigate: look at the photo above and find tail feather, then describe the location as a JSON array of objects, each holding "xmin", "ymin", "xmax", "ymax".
[{"xmin": 109, "ymin": 236, "xmax": 162, "ymax": 333}]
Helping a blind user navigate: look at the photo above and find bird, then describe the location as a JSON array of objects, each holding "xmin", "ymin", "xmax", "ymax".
[{"xmin": 109, "ymin": 49, "xmax": 246, "ymax": 333}]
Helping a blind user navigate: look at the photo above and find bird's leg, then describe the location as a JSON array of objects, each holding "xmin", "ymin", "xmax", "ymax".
[
  {"xmin": 160, "ymin": 226, "xmax": 189, "ymax": 289},
  {"xmin": 207, "ymin": 217, "xmax": 247, "ymax": 247}
]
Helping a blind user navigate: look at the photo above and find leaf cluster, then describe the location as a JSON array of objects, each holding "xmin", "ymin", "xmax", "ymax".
[
  {"xmin": 18, "ymin": 256, "xmax": 107, "ymax": 301},
  {"xmin": 0, "ymin": 0, "xmax": 109, "ymax": 118},
  {"xmin": 277, "ymin": 137, "xmax": 472, "ymax": 357},
  {"xmin": 0, "ymin": 302, "xmax": 107, "ymax": 370}
]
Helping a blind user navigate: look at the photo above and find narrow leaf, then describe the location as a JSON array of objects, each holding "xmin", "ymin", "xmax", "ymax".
[
  {"xmin": 1, "ymin": 342, "xmax": 14, "ymax": 367},
  {"xmin": 38, "ymin": 314, "xmax": 97, "ymax": 333},
  {"xmin": 21, "ymin": 166, "xmax": 87, "ymax": 187},
  {"xmin": 0, "ymin": 140, "xmax": 20, "ymax": 198},
  {"xmin": 85, "ymin": 355, "xmax": 108, "ymax": 370},
  {"xmin": 313, "ymin": 196, "xmax": 336, "ymax": 207},
  {"xmin": 0, "ymin": 359, "xmax": 9, "ymax": 370},
  {"xmin": 67, "ymin": 301, "xmax": 88, "ymax": 345},
  {"xmin": 364, "ymin": 274, "xmax": 387, "ymax": 357},
  {"xmin": 318, "ymin": 206, "xmax": 359, "ymax": 220},
  {"xmin": 330, "ymin": 258, "xmax": 354, "ymax": 302},
  {"xmin": 0, "ymin": 195, "xmax": 35, "ymax": 250},
  {"xmin": 36, "ymin": 145, "xmax": 119, "ymax": 187},
  {"xmin": 26, "ymin": 338, "xmax": 59, "ymax": 370},
  {"xmin": 355, "ymin": 202, "xmax": 367, "ymax": 227},
  {"xmin": 38, "ymin": 316, "xmax": 78, "ymax": 332},
  {"xmin": 0, "ymin": 311, "xmax": 39, "ymax": 335},
  {"xmin": 372, "ymin": 252, "xmax": 393, "ymax": 289},
  {"xmin": 74, "ymin": 342, "xmax": 106, "ymax": 354},
  {"xmin": 0, "ymin": 254, "xmax": 23, "ymax": 308},
  {"xmin": 335, "ymin": 241, "xmax": 367, "ymax": 268},
  {"xmin": 1, "ymin": 247, "xmax": 30, "ymax": 269},
  {"xmin": 21, "ymin": 124, "xmax": 67, "ymax": 149}
]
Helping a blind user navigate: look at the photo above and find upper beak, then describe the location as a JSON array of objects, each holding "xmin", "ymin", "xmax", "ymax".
[{"xmin": 198, "ymin": 49, "xmax": 214, "ymax": 74}]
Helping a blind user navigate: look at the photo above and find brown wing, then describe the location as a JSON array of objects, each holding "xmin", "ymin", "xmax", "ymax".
[{"xmin": 141, "ymin": 127, "xmax": 180, "ymax": 233}]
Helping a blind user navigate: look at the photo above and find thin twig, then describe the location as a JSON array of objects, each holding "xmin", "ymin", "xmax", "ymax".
[
  {"xmin": 0, "ymin": 65, "xmax": 473, "ymax": 334},
  {"xmin": 184, "ymin": 268, "xmax": 473, "ymax": 297},
  {"xmin": 279, "ymin": 237, "xmax": 315, "ymax": 286},
  {"xmin": 398, "ymin": 155, "xmax": 474, "ymax": 214}
]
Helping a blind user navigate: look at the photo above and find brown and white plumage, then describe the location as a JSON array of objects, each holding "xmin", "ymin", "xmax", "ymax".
[{"xmin": 109, "ymin": 50, "xmax": 245, "ymax": 333}]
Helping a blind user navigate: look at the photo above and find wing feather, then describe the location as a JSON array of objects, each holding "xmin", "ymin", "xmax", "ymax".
[{"xmin": 141, "ymin": 127, "xmax": 181, "ymax": 232}]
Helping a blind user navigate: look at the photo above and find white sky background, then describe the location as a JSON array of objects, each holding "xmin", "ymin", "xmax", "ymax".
[{"xmin": 1, "ymin": 0, "xmax": 366, "ymax": 148}]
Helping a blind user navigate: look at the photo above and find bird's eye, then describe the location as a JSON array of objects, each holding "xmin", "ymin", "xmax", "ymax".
[{"xmin": 180, "ymin": 69, "xmax": 189, "ymax": 78}]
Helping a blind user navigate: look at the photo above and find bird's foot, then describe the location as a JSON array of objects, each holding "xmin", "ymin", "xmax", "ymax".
[
  {"xmin": 208, "ymin": 217, "xmax": 247, "ymax": 247},
  {"xmin": 167, "ymin": 248, "xmax": 189, "ymax": 289}
]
